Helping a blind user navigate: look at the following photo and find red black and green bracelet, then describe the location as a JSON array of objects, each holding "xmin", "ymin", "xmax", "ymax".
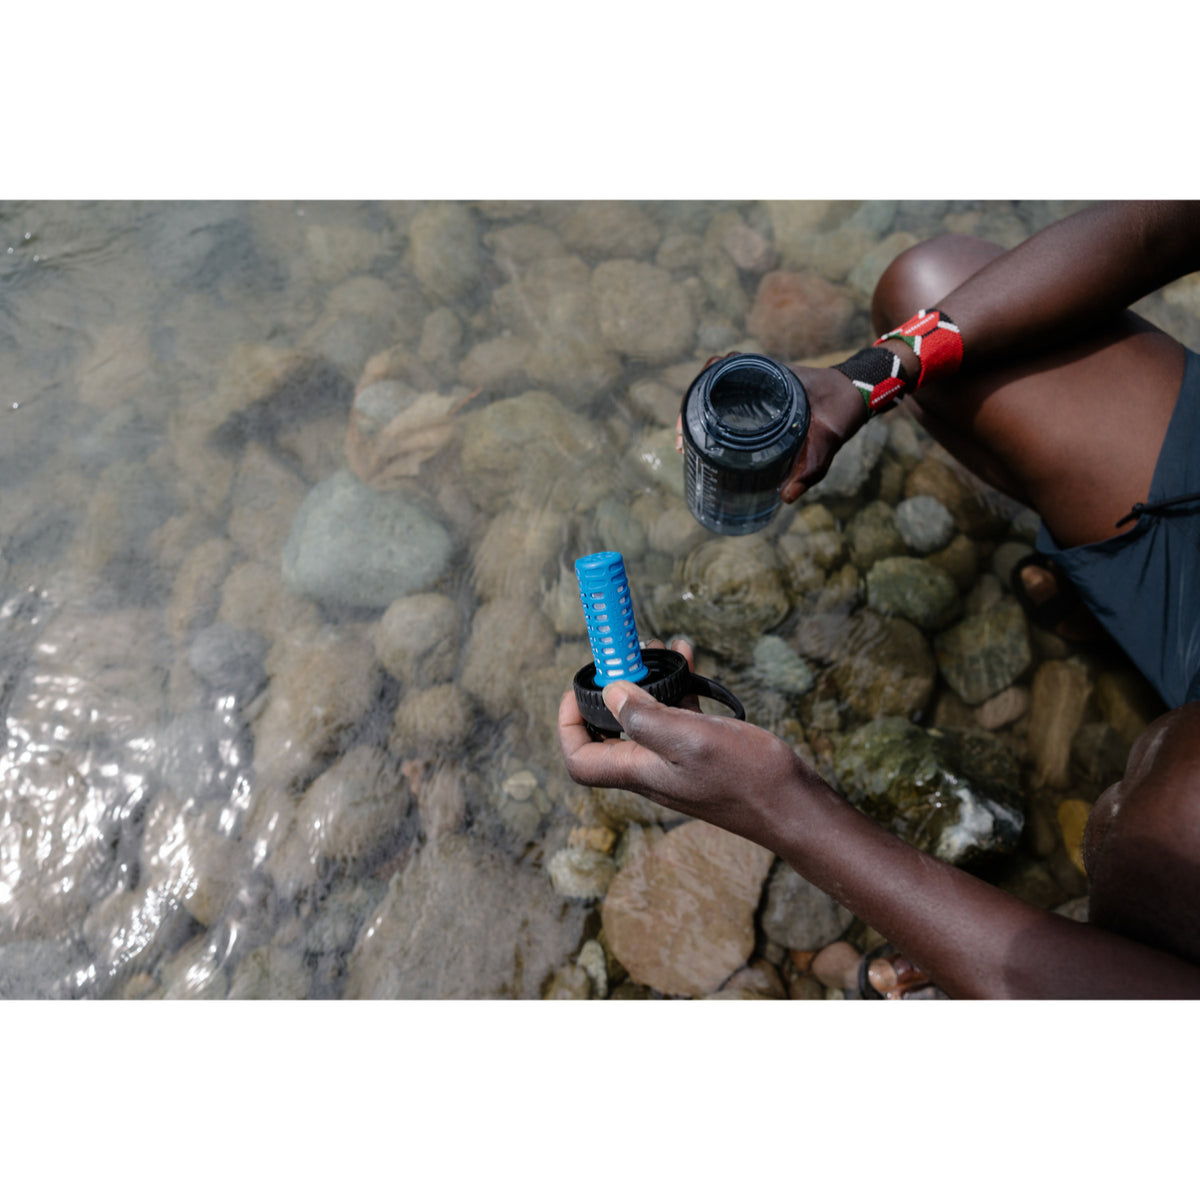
[{"xmin": 833, "ymin": 309, "xmax": 963, "ymax": 418}]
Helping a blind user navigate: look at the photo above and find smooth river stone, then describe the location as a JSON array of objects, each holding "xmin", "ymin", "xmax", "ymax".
[
  {"xmin": 281, "ymin": 469, "xmax": 454, "ymax": 609},
  {"xmin": 601, "ymin": 820, "xmax": 774, "ymax": 997}
]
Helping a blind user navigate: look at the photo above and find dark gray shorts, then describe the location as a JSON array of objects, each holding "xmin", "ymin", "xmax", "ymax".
[{"xmin": 1036, "ymin": 347, "xmax": 1200, "ymax": 709}]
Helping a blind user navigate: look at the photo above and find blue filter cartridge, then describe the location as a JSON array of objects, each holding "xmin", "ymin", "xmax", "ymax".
[{"xmin": 574, "ymin": 551, "xmax": 648, "ymax": 685}]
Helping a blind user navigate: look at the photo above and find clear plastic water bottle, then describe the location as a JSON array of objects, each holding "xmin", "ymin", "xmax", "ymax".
[{"xmin": 681, "ymin": 352, "xmax": 810, "ymax": 536}]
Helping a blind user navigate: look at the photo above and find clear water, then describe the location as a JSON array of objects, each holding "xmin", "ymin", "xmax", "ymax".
[{"xmin": 0, "ymin": 200, "xmax": 1179, "ymax": 999}]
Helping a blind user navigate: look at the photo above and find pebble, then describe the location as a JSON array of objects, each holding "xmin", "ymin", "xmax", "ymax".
[
  {"xmin": 811, "ymin": 941, "xmax": 862, "ymax": 991},
  {"xmin": 894, "ymin": 495, "xmax": 956, "ymax": 555}
]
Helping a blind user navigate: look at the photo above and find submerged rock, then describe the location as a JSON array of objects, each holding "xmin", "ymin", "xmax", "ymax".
[
  {"xmin": 652, "ymin": 536, "xmax": 789, "ymax": 660},
  {"xmin": 760, "ymin": 861, "xmax": 853, "ymax": 951},
  {"xmin": 601, "ymin": 820, "xmax": 774, "ymax": 997},
  {"xmin": 281, "ymin": 469, "xmax": 455, "ymax": 609},
  {"xmin": 934, "ymin": 598, "xmax": 1033, "ymax": 705},
  {"xmin": 866, "ymin": 555, "xmax": 961, "ymax": 632},
  {"xmin": 344, "ymin": 834, "xmax": 585, "ymax": 998},
  {"xmin": 834, "ymin": 716, "xmax": 1025, "ymax": 864}
]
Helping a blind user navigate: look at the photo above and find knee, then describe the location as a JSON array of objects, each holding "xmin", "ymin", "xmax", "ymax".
[{"xmin": 871, "ymin": 233, "xmax": 1005, "ymax": 335}]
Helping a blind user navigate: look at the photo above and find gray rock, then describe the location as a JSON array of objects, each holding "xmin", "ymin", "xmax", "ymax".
[
  {"xmin": 593, "ymin": 259, "xmax": 696, "ymax": 363},
  {"xmin": 760, "ymin": 862, "xmax": 853, "ymax": 951},
  {"xmin": 0, "ymin": 939, "xmax": 85, "ymax": 999},
  {"xmin": 409, "ymin": 203, "xmax": 481, "ymax": 303},
  {"xmin": 834, "ymin": 717, "xmax": 1025, "ymax": 864},
  {"xmin": 934, "ymin": 598, "xmax": 1033, "ymax": 705},
  {"xmin": 344, "ymin": 834, "xmax": 586, "ymax": 998},
  {"xmin": 805, "ymin": 420, "xmax": 889, "ymax": 501},
  {"xmin": 847, "ymin": 500, "xmax": 906, "ymax": 572},
  {"xmin": 894, "ymin": 495, "xmax": 956, "ymax": 555},
  {"xmin": 187, "ymin": 622, "xmax": 268, "ymax": 701},
  {"xmin": 866, "ymin": 556, "xmax": 961, "ymax": 632},
  {"xmin": 282, "ymin": 469, "xmax": 454, "ymax": 609},
  {"xmin": 828, "ymin": 610, "xmax": 937, "ymax": 722},
  {"xmin": 752, "ymin": 635, "xmax": 816, "ymax": 696}
]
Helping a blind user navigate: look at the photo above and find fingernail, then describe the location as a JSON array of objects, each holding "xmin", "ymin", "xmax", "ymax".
[{"xmin": 602, "ymin": 682, "xmax": 632, "ymax": 717}]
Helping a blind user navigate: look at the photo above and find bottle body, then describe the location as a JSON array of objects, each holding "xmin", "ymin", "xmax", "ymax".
[{"xmin": 680, "ymin": 353, "xmax": 810, "ymax": 536}]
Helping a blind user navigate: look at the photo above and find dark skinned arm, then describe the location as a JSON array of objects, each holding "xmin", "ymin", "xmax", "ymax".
[
  {"xmin": 783, "ymin": 200, "xmax": 1200, "ymax": 500},
  {"xmin": 558, "ymin": 646, "xmax": 1200, "ymax": 999}
]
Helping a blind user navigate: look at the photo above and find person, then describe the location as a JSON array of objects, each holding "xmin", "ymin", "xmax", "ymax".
[{"xmin": 558, "ymin": 200, "xmax": 1200, "ymax": 999}]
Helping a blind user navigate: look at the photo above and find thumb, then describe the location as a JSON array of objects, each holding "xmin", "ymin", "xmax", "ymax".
[{"xmin": 602, "ymin": 679, "xmax": 693, "ymax": 754}]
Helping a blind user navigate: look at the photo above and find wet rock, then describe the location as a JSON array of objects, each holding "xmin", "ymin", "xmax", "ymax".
[
  {"xmin": 160, "ymin": 933, "xmax": 229, "ymax": 999},
  {"xmin": 894, "ymin": 494, "xmax": 956, "ymax": 555},
  {"xmin": 217, "ymin": 560, "xmax": 322, "ymax": 642},
  {"xmin": 934, "ymin": 598, "xmax": 1033, "ymax": 705},
  {"xmin": 1071, "ymin": 721, "xmax": 1131, "ymax": 792},
  {"xmin": 752, "ymin": 635, "xmax": 816, "ymax": 696},
  {"xmin": 459, "ymin": 391, "xmax": 606, "ymax": 514},
  {"xmin": 652, "ymin": 536, "xmax": 789, "ymax": 660},
  {"xmin": 490, "ymin": 768, "xmax": 553, "ymax": 845},
  {"xmin": 865, "ymin": 556, "xmax": 961, "ymax": 632},
  {"xmin": 710, "ymin": 959, "xmax": 787, "ymax": 999},
  {"xmin": 1056, "ymin": 799, "xmax": 1093, "ymax": 875},
  {"xmin": 1028, "ymin": 660, "xmax": 1092, "ymax": 789},
  {"xmin": 558, "ymin": 201, "xmax": 661, "ymax": 259},
  {"xmin": 828, "ymin": 610, "xmax": 937, "ymax": 721},
  {"xmin": 547, "ymin": 845, "xmax": 618, "ymax": 901},
  {"xmin": 0, "ymin": 939, "xmax": 86, "ymax": 999},
  {"xmin": 471, "ymin": 506, "xmax": 565, "ymax": 602},
  {"xmin": 372, "ymin": 592, "xmax": 460, "ymax": 687},
  {"xmin": 806, "ymin": 420, "xmax": 888, "ymax": 502},
  {"xmin": 390, "ymin": 683, "xmax": 474, "ymax": 756},
  {"xmin": 904, "ymin": 457, "xmax": 1015, "ymax": 539},
  {"xmin": 601, "ymin": 820, "xmax": 774, "ymax": 997},
  {"xmin": 747, "ymin": 270, "xmax": 856, "ymax": 359},
  {"xmin": 484, "ymin": 221, "xmax": 566, "ymax": 265},
  {"xmin": 166, "ymin": 537, "xmax": 236, "ymax": 641},
  {"xmin": 846, "ymin": 501, "xmax": 905, "ymax": 572},
  {"xmin": 227, "ymin": 444, "xmax": 309, "ymax": 564},
  {"xmin": 252, "ymin": 626, "xmax": 380, "ymax": 788},
  {"xmin": 344, "ymin": 833, "xmax": 586, "ymax": 998},
  {"xmin": 290, "ymin": 745, "xmax": 410, "ymax": 865},
  {"xmin": 228, "ymin": 944, "xmax": 311, "ymax": 999},
  {"xmin": 543, "ymin": 963, "xmax": 593, "ymax": 999},
  {"xmin": 187, "ymin": 622, "xmax": 268, "ymax": 702},
  {"xmin": 631, "ymin": 427, "xmax": 686, "ymax": 498},
  {"xmin": 593, "ymin": 259, "xmax": 696, "ymax": 363},
  {"xmin": 974, "ymin": 684, "xmax": 1030, "ymax": 731},
  {"xmin": 460, "ymin": 599, "xmax": 555, "ymax": 719},
  {"xmin": 415, "ymin": 763, "xmax": 469, "ymax": 840},
  {"xmin": 409, "ymin": 203, "xmax": 482, "ymax": 303},
  {"xmin": 458, "ymin": 334, "xmax": 532, "ymax": 393},
  {"xmin": 834, "ymin": 717, "xmax": 1025, "ymax": 864},
  {"xmin": 282, "ymin": 469, "xmax": 455, "ymax": 609},
  {"xmin": 760, "ymin": 861, "xmax": 853, "ymax": 951},
  {"xmin": 811, "ymin": 940, "xmax": 862, "ymax": 991},
  {"xmin": 926, "ymin": 533, "xmax": 980, "ymax": 592},
  {"xmin": 627, "ymin": 377, "xmax": 685, "ymax": 427}
]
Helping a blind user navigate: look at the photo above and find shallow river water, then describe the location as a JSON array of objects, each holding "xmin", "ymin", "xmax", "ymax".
[{"xmin": 1, "ymin": 199, "xmax": 1193, "ymax": 1000}]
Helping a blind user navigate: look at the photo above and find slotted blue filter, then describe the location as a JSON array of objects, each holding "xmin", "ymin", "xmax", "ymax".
[{"xmin": 575, "ymin": 551, "xmax": 648, "ymax": 685}]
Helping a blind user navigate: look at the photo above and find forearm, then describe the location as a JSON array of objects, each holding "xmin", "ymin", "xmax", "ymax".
[
  {"xmin": 765, "ymin": 763, "xmax": 1200, "ymax": 999},
  {"xmin": 922, "ymin": 200, "xmax": 1200, "ymax": 367}
]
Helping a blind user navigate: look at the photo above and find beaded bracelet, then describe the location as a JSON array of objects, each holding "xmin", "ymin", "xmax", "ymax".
[
  {"xmin": 875, "ymin": 308, "xmax": 963, "ymax": 389},
  {"xmin": 833, "ymin": 308, "xmax": 963, "ymax": 418}
]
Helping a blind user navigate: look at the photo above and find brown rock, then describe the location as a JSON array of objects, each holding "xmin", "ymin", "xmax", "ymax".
[
  {"xmin": 1028, "ymin": 660, "xmax": 1092, "ymax": 789},
  {"xmin": 601, "ymin": 820, "xmax": 774, "ymax": 997},
  {"xmin": 811, "ymin": 940, "xmax": 862, "ymax": 991},
  {"xmin": 747, "ymin": 270, "xmax": 856, "ymax": 360}
]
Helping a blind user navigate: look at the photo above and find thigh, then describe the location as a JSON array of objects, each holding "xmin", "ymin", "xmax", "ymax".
[{"xmin": 874, "ymin": 236, "xmax": 1187, "ymax": 549}]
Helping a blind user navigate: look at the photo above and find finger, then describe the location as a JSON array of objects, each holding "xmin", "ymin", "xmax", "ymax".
[
  {"xmin": 558, "ymin": 688, "xmax": 664, "ymax": 791},
  {"xmin": 603, "ymin": 678, "xmax": 713, "ymax": 760}
]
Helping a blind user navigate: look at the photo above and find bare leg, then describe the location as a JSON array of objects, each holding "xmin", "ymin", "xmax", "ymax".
[{"xmin": 873, "ymin": 234, "xmax": 1187, "ymax": 549}]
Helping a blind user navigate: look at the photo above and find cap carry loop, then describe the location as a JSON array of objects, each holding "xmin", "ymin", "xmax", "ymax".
[{"xmin": 875, "ymin": 308, "xmax": 963, "ymax": 390}]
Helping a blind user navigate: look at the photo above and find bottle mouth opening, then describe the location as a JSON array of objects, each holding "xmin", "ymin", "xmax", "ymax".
[{"xmin": 704, "ymin": 357, "xmax": 795, "ymax": 447}]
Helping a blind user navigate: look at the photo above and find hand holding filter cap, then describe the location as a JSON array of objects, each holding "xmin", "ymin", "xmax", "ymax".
[{"xmin": 571, "ymin": 551, "xmax": 745, "ymax": 738}]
